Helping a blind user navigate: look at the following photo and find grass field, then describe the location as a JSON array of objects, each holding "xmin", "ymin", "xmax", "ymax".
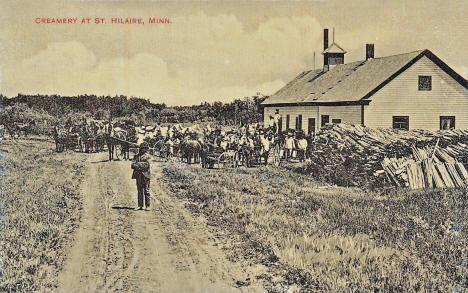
[
  {"xmin": 1, "ymin": 137, "xmax": 467, "ymax": 292},
  {"xmin": 163, "ymin": 164, "xmax": 468, "ymax": 292},
  {"xmin": 0, "ymin": 138, "xmax": 86, "ymax": 292}
]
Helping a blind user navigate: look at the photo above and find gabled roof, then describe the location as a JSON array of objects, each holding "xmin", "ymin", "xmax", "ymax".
[
  {"xmin": 262, "ymin": 49, "xmax": 468, "ymax": 106},
  {"xmin": 322, "ymin": 42, "xmax": 347, "ymax": 54}
]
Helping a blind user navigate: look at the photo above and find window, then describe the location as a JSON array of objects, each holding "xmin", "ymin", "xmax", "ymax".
[
  {"xmin": 321, "ymin": 115, "xmax": 329, "ymax": 127},
  {"xmin": 393, "ymin": 116, "xmax": 409, "ymax": 130},
  {"xmin": 286, "ymin": 114, "xmax": 290, "ymax": 130},
  {"xmin": 418, "ymin": 75, "xmax": 432, "ymax": 91},
  {"xmin": 329, "ymin": 56, "xmax": 344, "ymax": 65},
  {"xmin": 440, "ymin": 116, "xmax": 455, "ymax": 130},
  {"xmin": 332, "ymin": 119, "xmax": 342, "ymax": 124},
  {"xmin": 295, "ymin": 115, "xmax": 303, "ymax": 131}
]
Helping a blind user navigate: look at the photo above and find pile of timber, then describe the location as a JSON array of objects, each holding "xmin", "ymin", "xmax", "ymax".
[
  {"xmin": 305, "ymin": 124, "xmax": 468, "ymax": 188},
  {"xmin": 382, "ymin": 145, "xmax": 468, "ymax": 189}
]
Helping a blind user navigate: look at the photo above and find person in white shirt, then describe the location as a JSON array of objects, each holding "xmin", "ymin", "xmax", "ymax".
[
  {"xmin": 296, "ymin": 134, "xmax": 308, "ymax": 162},
  {"xmin": 284, "ymin": 134, "xmax": 294, "ymax": 161},
  {"xmin": 259, "ymin": 133, "xmax": 271, "ymax": 165},
  {"xmin": 268, "ymin": 116, "xmax": 275, "ymax": 129},
  {"xmin": 273, "ymin": 110, "xmax": 281, "ymax": 134},
  {"xmin": 166, "ymin": 137, "xmax": 174, "ymax": 158}
]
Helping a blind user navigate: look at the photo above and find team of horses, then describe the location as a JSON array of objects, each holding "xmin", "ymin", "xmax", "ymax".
[
  {"xmin": 51, "ymin": 121, "xmax": 284, "ymax": 169},
  {"xmin": 0, "ymin": 122, "xmax": 35, "ymax": 139}
]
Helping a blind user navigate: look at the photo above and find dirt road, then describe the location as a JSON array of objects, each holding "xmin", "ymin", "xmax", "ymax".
[{"xmin": 55, "ymin": 154, "xmax": 266, "ymax": 293}]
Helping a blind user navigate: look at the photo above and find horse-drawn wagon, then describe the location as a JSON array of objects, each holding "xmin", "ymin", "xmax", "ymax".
[
  {"xmin": 202, "ymin": 147, "xmax": 239, "ymax": 169},
  {"xmin": 151, "ymin": 139, "xmax": 169, "ymax": 161}
]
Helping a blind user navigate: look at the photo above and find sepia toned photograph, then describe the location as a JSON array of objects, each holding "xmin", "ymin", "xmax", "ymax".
[{"xmin": 0, "ymin": 0, "xmax": 467, "ymax": 292}]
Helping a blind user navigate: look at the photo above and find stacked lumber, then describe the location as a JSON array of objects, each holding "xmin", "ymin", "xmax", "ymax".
[
  {"xmin": 304, "ymin": 124, "xmax": 468, "ymax": 188},
  {"xmin": 381, "ymin": 146, "xmax": 468, "ymax": 189}
]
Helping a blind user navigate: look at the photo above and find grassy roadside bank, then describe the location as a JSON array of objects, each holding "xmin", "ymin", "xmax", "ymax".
[
  {"xmin": 162, "ymin": 164, "xmax": 468, "ymax": 292},
  {"xmin": 0, "ymin": 139, "xmax": 86, "ymax": 291}
]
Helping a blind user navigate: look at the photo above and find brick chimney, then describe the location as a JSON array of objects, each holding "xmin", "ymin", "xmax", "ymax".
[
  {"xmin": 366, "ymin": 44, "xmax": 374, "ymax": 60},
  {"xmin": 324, "ymin": 29, "xmax": 329, "ymax": 51},
  {"xmin": 323, "ymin": 29, "xmax": 329, "ymax": 71}
]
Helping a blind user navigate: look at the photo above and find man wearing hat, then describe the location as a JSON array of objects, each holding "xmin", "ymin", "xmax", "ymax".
[{"xmin": 131, "ymin": 142, "xmax": 152, "ymax": 210}]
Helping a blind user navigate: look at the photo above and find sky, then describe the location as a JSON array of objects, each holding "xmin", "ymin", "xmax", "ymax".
[{"xmin": 0, "ymin": 0, "xmax": 467, "ymax": 106}]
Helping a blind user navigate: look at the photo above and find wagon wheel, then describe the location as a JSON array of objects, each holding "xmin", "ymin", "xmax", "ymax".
[
  {"xmin": 223, "ymin": 152, "xmax": 233, "ymax": 168},
  {"xmin": 217, "ymin": 153, "xmax": 224, "ymax": 169},
  {"xmin": 242, "ymin": 149, "xmax": 252, "ymax": 167},
  {"xmin": 222, "ymin": 151, "xmax": 237, "ymax": 168}
]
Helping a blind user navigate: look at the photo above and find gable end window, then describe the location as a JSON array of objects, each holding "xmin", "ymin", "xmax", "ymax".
[{"xmin": 418, "ymin": 75, "xmax": 432, "ymax": 91}]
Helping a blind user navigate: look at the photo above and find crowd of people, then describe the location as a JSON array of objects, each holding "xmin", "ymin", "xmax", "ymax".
[{"xmin": 51, "ymin": 116, "xmax": 314, "ymax": 165}]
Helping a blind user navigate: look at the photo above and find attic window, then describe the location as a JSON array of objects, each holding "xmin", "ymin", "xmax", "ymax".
[{"xmin": 418, "ymin": 76, "xmax": 432, "ymax": 91}]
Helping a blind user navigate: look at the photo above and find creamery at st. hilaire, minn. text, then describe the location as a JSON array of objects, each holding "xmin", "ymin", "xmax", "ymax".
[{"xmin": 111, "ymin": 17, "xmax": 171, "ymax": 24}]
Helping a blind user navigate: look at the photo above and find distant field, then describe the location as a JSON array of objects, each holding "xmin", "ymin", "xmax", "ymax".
[
  {"xmin": 163, "ymin": 164, "xmax": 468, "ymax": 292},
  {"xmin": 0, "ymin": 139, "xmax": 86, "ymax": 291}
]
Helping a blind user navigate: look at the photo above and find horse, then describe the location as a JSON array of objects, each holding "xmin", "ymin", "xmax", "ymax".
[
  {"xmin": 239, "ymin": 143, "xmax": 255, "ymax": 167},
  {"xmin": 106, "ymin": 129, "xmax": 130, "ymax": 161},
  {"xmin": 180, "ymin": 139, "xmax": 202, "ymax": 164},
  {"xmin": 53, "ymin": 130, "xmax": 66, "ymax": 152}
]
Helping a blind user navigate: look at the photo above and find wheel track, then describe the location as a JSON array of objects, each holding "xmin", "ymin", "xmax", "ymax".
[{"xmin": 55, "ymin": 154, "xmax": 266, "ymax": 293}]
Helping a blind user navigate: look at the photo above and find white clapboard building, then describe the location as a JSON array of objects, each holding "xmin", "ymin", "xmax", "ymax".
[{"xmin": 262, "ymin": 29, "xmax": 468, "ymax": 132}]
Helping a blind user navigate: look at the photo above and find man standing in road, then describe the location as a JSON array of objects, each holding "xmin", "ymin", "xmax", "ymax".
[{"xmin": 131, "ymin": 142, "xmax": 151, "ymax": 210}]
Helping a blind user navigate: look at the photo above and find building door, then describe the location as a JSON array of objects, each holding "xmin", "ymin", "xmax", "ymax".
[
  {"xmin": 392, "ymin": 116, "xmax": 409, "ymax": 130},
  {"xmin": 286, "ymin": 115, "xmax": 290, "ymax": 130},
  {"xmin": 440, "ymin": 116, "xmax": 455, "ymax": 130},
  {"xmin": 295, "ymin": 115, "xmax": 302, "ymax": 131},
  {"xmin": 321, "ymin": 115, "xmax": 329, "ymax": 127},
  {"xmin": 278, "ymin": 117, "xmax": 283, "ymax": 132},
  {"xmin": 308, "ymin": 118, "xmax": 315, "ymax": 135}
]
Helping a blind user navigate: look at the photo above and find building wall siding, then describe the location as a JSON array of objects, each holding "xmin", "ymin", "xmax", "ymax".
[
  {"xmin": 319, "ymin": 106, "xmax": 362, "ymax": 125},
  {"xmin": 264, "ymin": 105, "xmax": 362, "ymax": 132},
  {"xmin": 264, "ymin": 106, "xmax": 319, "ymax": 133},
  {"xmin": 365, "ymin": 56, "xmax": 468, "ymax": 130}
]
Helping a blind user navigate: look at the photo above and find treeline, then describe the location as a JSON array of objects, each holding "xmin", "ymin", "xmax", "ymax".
[{"xmin": 0, "ymin": 93, "xmax": 267, "ymax": 127}]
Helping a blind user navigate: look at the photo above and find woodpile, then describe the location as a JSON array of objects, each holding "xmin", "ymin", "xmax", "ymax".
[
  {"xmin": 302, "ymin": 124, "xmax": 468, "ymax": 189},
  {"xmin": 382, "ymin": 145, "xmax": 468, "ymax": 189}
]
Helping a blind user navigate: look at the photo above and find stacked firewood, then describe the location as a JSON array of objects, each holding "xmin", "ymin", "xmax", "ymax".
[{"xmin": 305, "ymin": 124, "xmax": 468, "ymax": 189}]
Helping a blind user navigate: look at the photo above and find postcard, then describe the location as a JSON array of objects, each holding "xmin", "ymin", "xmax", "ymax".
[{"xmin": 0, "ymin": 0, "xmax": 467, "ymax": 292}]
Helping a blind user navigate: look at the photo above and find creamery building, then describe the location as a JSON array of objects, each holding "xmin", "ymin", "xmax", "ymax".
[{"xmin": 262, "ymin": 29, "xmax": 468, "ymax": 133}]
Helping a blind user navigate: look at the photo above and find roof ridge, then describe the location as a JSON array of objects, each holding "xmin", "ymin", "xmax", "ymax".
[
  {"xmin": 260, "ymin": 48, "xmax": 464, "ymax": 106},
  {"xmin": 372, "ymin": 49, "xmax": 425, "ymax": 60}
]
